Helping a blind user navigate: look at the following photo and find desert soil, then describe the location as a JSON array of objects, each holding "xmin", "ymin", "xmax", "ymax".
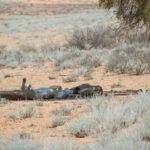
[
  {"xmin": 0, "ymin": 0, "xmax": 98, "ymax": 4},
  {"xmin": 0, "ymin": 0, "xmax": 150, "ymax": 144}
]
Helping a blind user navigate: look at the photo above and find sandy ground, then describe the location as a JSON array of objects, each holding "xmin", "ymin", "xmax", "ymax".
[
  {"xmin": 0, "ymin": 31, "xmax": 66, "ymax": 50},
  {"xmin": 1, "ymin": 55, "xmax": 150, "ymax": 142},
  {"xmin": 0, "ymin": 0, "xmax": 150, "ymax": 144},
  {"xmin": 0, "ymin": 0, "xmax": 98, "ymax": 4},
  {"xmin": 0, "ymin": 99, "xmax": 95, "ymax": 143},
  {"xmin": 0, "ymin": 63, "xmax": 150, "ymax": 91},
  {"xmin": 1, "ymin": 63, "xmax": 150, "ymax": 142}
]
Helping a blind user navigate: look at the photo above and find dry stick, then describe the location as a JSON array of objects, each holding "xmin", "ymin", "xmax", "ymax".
[{"xmin": 103, "ymin": 89, "xmax": 144, "ymax": 96}]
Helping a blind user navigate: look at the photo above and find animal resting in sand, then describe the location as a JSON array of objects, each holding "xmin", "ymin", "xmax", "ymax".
[
  {"xmin": 0, "ymin": 78, "xmax": 104, "ymax": 100},
  {"xmin": 0, "ymin": 78, "xmax": 144, "ymax": 100}
]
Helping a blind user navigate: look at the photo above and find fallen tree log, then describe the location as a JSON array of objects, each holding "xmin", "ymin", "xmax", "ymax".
[
  {"xmin": 0, "ymin": 90, "xmax": 36, "ymax": 100},
  {"xmin": 103, "ymin": 89, "xmax": 143, "ymax": 96}
]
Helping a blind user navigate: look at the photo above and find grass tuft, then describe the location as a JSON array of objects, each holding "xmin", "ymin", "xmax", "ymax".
[
  {"xmin": 7, "ymin": 104, "xmax": 38, "ymax": 120},
  {"xmin": 52, "ymin": 105, "xmax": 72, "ymax": 116},
  {"xmin": 62, "ymin": 74, "xmax": 78, "ymax": 83},
  {"xmin": 51, "ymin": 116, "xmax": 66, "ymax": 128},
  {"xmin": 67, "ymin": 116, "xmax": 95, "ymax": 138},
  {"xmin": 0, "ymin": 98, "xmax": 9, "ymax": 104}
]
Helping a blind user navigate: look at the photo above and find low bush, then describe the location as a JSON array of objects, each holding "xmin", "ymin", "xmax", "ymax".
[
  {"xmin": 62, "ymin": 74, "xmax": 78, "ymax": 83},
  {"xmin": 66, "ymin": 26, "xmax": 117, "ymax": 49},
  {"xmin": 52, "ymin": 105, "xmax": 72, "ymax": 116},
  {"xmin": 7, "ymin": 104, "xmax": 37, "ymax": 120},
  {"xmin": 66, "ymin": 116, "xmax": 95, "ymax": 138},
  {"xmin": 70, "ymin": 91, "xmax": 150, "ymax": 139},
  {"xmin": 0, "ymin": 98, "xmax": 9, "ymax": 104},
  {"xmin": 106, "ymin": 44, "xmax": 150, "ymax": 75},
  {"xmin": 66, "ymin": 26, "xmax": 150, "ymax": 50},
  {"xmin": 1, "ymin": 132, "xmax": 150, "ymax": 150},
  {"xmin": 85, "ymin": 136, "xmax": 150, "ymax": 150},
  {"xmin": 0, "ymin": 133, "xmax": 41, "ymax": 150},
  {"xmin": 42, "ymin": 141, "xmax": 80, "ymax": 150},
  {"xmin": 89, "ymin": 91, "xmax": 150, "ymax": 134},
  {"xmin": 140, "ymin": 117, "xmax": 150, "ymax": 141},
  {"xmin": 51, "ymin": 116, "xmax": 66, "ymax": 128},
  {"xmin": 36, "ymin": 101, "xmax": 44, "ymax": 107}
]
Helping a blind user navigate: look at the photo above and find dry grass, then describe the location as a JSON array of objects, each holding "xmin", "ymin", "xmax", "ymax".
[
  {"xmin": 0, "ymin": 133, "xmax": 41, "ymax": 150},
  {"xmin": 140, "ymin": 117, "xmax": 150, "ymax": 141},
  {"xmin": 6, "ymin": 104, "xmax": 38, "ymax": 120},
  {"xmin": 67, "ymin": 91, "xmax": 150, "ymax": 140},
  {"xmin": 51, "ymin": 105, "xmax": 72, "ymax": 127},
  {"xmin": 36, "ymin": 101, "xmax": 44, "ymax": 107},
  {"xmin": 0, "ymin": 3, "xmax": 98, "ymax": 16},
  {"xmin": 1, "ymin": 25, "xmax": 149, "ymax": 76},
  {"xmin": 52, "ymin": 104, "xmax": 72, "ymax": 116},
  {"xmin": 62, "ymin": 74, "xmax": 78, "ymax": 83},
  {"xmin": 51, "ymin": 116, "xmax": 66, "ymax": 128},
  {"xmin": 106, "ymin": 44, "xmax": 150, "ymax": 75},
  {"xmin": 66, "ymin": 116, "xmax": 95, "ymax": 138},
  {"xmin": 66, "ymin": 26, "xmax": 116, "ymax": 49},
  {"xmin": 0, "ymin": 98, "xmax": 9, "ymax": 104},
  {"xmin": 66, "ymin": 26, "xmax": 150, "ymax": 50},
  {"xmin": 1, "ymin": 2, "xmax": 150, "ymax": 149},
  {"xmin": 1, "ymin": 91, "xmax": 150, "ymax": 149}
]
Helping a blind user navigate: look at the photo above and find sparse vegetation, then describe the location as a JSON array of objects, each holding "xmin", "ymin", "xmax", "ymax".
[
  {"xmin": 1, "ymin": 133, "xmax": 150, "ymax": 150},
  {"xmin": 66, "ymin": 26, "xmax": 117, "ymax": 49},
  {"xmin": 140, "ymin": 117, "xmax": 150, "ymax": 141},
  {"xmin": 0, "ymin": 3, "xmax": 98, "ymax": 16},
  {"xmin": 1, "ymin": 1, "xmax": 150, "ymax": 149},
  {"xmin": 1, "ymin": 91, "xmax": 150, "ymax": 149},
  {"xmin": 66, "ymin": 26, "xmax": 150, "ymax": 50},
  {"xmin": 0, "ymin": 133, "xmax": 41, "ymax": 150},
  {"xmin": 6, "ymin": 104, "xmax": 38, "ymax": 120},
  {"xmin": 4, "ymin": 74, "xmax": 12, "ymax": 78},
  {"xmin": 1, "ymin": 24, "xmax": 149, "ymax": 76},
  {"xmin": 67, "ymin": 91, "xmax": 150, "ymax": 140},
  {"xmin": 36, "ymin": 101, "xmax": 44, "ymax": 107},
  {"xmin": 106, "ymin": 44, "xmax": 150, "ymax": 75},
  {"xmin": 90, "ymin": 91, "xmax": 150, "ymax": 134},
  {"xmin": 19, "ymin": 45, "xmax": 37, "ymax": 53},
  {"xmin": 0, "ymin": 45, "xmax": 6, "ymax": 51},
  {"xmin": 67, "ymin": 116, "xmax": 95, "ymax": 138},
  {"xmin": 52, "ymin": 47, "xmax": 102, "ymax": 75},
  {"xmin": 17, "ymin": 131, "xmax": 31, "ymax": 139},
  {"xmin": 111, "ymin": 83, "xmax": 122, "ymax": 89},
  {"xmin": 0, "ymin": 98, "xmax": 9, "ymax": 104},
  {"xmin": 84, "ymin": 72, "xmax": 93, "ymax": 80},
  {"xmin": 52, "ymin": 116, "xmax": 66, "ymax": 128},
  {"xmin": 52, "ymin": 105, "xmax": 72, "ymax": 116},
  {"xmin": 62, "ymin": 74, "xmax": 78, "ymax": 83},
  {"xmin": 43, "ymin": 141, "xmax": 80, "ymax": 150},
  {"xmin": 51, "ymin": 105, "xmax": 72, "ymax": 128}
]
